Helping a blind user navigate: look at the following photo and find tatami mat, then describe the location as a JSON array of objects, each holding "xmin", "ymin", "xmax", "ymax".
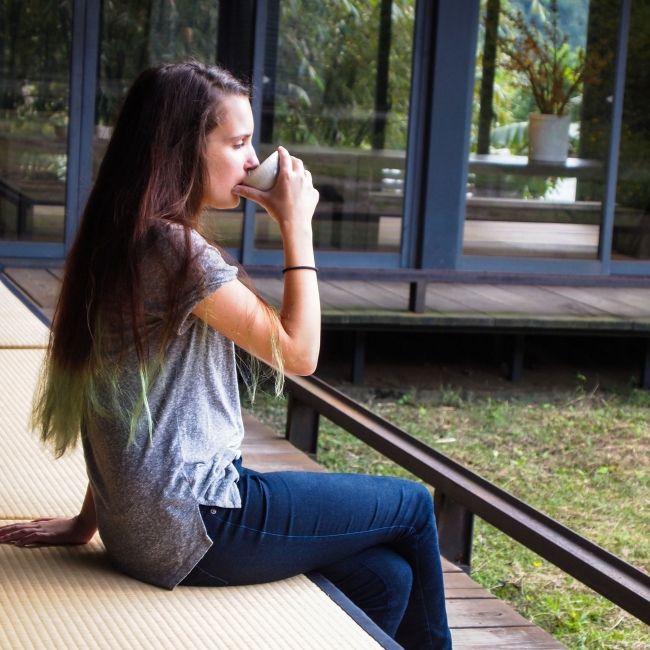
[
  {"xmin": 0, "ymin": 348, "xmax": 87, "ymax": 518},
  {"xmin": 0, "ymin": 281, "xmax": 50, "ymax": 348},
  {"xmin": 0, "ymin": 528, "xmax": 382, "ymax": 649}
]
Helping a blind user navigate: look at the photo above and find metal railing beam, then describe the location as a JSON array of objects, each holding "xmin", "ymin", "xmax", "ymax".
[{"xmin": 285, "ymin": 374, "xmax": 650, "ymax": 625}]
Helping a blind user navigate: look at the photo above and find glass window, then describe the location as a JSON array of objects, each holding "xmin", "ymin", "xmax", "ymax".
[
  {"xmin": 612, "ymin": 0, "xmax": 650, "ymax": 261},
  {"xmin": 95, "ymin": 0, "xmax": 245, "ymax": 249},
  {"xmin": 0, "ymin": 1, "xmax": 72, "ymax": 243},
  {"xmin": 464, "ymin": 0, "xmax": 617, "ymax": 259},
  {"xmin": 256, "ymin": 0, "xmax": 415, "ymax": 254}
]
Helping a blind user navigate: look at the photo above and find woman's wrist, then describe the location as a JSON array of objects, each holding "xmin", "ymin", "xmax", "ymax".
[
  {"xmin": 280, "ymin": 224, "xmax": 314, "ymax": 244},
  {"xmin": 74, "ymin": 513, "xmax": 97, "ymax": 537},
  {"xmin": 281, "ymin": 233, "xmax": 315, "ymax": 267},
  {"xmin": 75, "ymin": 484, "xmax": 97, "ymax": 539}
]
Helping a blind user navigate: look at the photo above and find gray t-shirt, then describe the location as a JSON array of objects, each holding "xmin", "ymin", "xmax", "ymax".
[{"xmin": 82, "ymin": 223, "xmax": 242, "ymax": 589}]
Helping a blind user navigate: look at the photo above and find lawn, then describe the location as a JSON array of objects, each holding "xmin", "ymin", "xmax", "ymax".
[{"xmin": 244, "ymin": 379, "xmax": 650, "ymax": 650}]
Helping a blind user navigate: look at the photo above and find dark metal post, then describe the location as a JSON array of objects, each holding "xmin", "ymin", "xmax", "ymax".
[
  {"xmin": 351, "ymin": 330, "xmax": 366, "ymax": 385},
  {"xmin": 408, "ymin": 280, "xmax": 426, "ymax": 313},
  {"xmin": 216, "ymin": 0, "xmax": 256, "ymax": 79},
  {"xmin": 260, "ymin": 0, "xmax": 280, "ymax": 143},
  {"xmin": 285, "ymin": 392, "xmax": 320, "ymax": 456},
  {"xmin": 434, "ymin": 490, "xmax": 475, "ymax": 572},
  {"xmin": 641, "ymin": 338, "xmax": 650, "ymax": 389},
  {"xmin": 474, "ymin": 0, "xmax": 500, "ymax": 197},
  {"xmin": 476, "ymin": 0, "xmax": 499, "ymax": 155},
  {"xmin": 65, "ymin": 0, "xmax": 100, "ymax": 252},
  {"xmin": 400, "ymin": 0, "xmax": 435, "ymax": 270},
  {"xmin": 510, "ymin": 333, "xmax": 525, "ymax": 382},
  {"xmin": 419, "ymin": 0, "xmax": 480, "ymax": 269},
  {"xmin": 242, "ymin": 0, "xmax": 269, "ymax": 264},
  {"xmin": 372, "ymin": 0, "xmax": 393, "ymax": 150},
  {"xmin": 17, "ymin": 195, "xmax": 30, "ymax": 238},
  {"xmin": 597, "ymin": 0, "xmax": 631, "ymax": 272}
]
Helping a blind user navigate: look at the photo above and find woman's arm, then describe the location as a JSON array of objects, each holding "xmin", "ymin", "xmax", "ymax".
[
  {"xmin": 192, "ymin": 147, "xmax": 321, "ymax": 375},
  {"xmin": 0, "ymin": 483, "xmax": 97, "ymax": 546}
]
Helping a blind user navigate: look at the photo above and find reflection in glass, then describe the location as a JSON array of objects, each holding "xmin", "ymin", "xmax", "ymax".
[
  {"xmin": 0, "ymin": 1, "xmax": 71, "ymax": 243},
  {"xmin": 256, "ymin": 0, "xmax": 415, "ymax": 253},
  {"xmin": 95, "ymin": 0, "xmax": 243, "ymax": 249},
  {"xmin": 464, "ymin": 0, "xmax": 617, "ymax": 259},
  {"xmin": 612, "ymin": 0, "xmax": 650, "ymax": 260}
]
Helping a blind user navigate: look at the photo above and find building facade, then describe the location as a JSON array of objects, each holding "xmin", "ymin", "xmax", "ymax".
[{"xmin": 1, "ymin": 0, "xmax": 648, "ymax": 279}]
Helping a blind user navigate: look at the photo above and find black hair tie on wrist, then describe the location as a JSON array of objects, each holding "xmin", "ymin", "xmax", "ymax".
[{"xmin": 282, "ymin": 265, "xmax": 319, "ymax": 274}]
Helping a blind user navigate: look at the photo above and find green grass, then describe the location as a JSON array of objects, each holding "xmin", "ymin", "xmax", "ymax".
[{"xmin": 244, "ymin": 381, "xmax": 650, "ymax": 650}]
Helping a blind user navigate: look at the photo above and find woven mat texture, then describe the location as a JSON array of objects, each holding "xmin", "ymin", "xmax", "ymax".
[
  {"xmin": 0, "ymin": 282, "xmax": 49, "ymax": 348},
  {"xmin": 0, "ymin": 529, "xmax": 381, "ymax": 649},
  {"xmin": 0, "ymin": 349, "xmax": 87, "ymax": 518}
]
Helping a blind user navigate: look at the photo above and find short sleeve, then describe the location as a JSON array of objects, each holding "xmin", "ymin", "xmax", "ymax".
[
  {"xmin": 142, "ymin": 223, "xmax": 238, "ymax": 334},
  {"xmin": 175, "ymin": 229, "xmax": 238, "ymax": 334}
]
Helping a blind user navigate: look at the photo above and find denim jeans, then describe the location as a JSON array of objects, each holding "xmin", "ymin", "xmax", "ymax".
[{"xmin": 182, "ymin": 461, "xmax": 452, "ymax": 650}]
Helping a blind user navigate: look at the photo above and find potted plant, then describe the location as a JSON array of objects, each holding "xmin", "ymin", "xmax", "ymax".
[{"xmin": 498, "ymin": 1, "xmax": 589, "ymax": 163}]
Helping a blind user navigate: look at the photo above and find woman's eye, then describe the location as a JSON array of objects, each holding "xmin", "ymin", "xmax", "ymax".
[{"xmin": 233, "ymin": 141, "xmax": 245, "ymax": 150}]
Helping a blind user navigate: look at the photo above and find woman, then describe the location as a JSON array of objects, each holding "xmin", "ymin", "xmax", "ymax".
[{"xmin": 0, "ymin": 62, "xmax": 451, "ymax": 649}]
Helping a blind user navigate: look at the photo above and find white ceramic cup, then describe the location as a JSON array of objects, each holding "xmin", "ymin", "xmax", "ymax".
[{"xmin": 241, "ymin": 151, "xmax": 279, "ymax": 191}]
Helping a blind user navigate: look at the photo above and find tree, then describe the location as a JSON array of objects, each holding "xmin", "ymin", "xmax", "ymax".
[{"xmin": 268, "ymin": 0, "xmax": 415, "ymax": 150}]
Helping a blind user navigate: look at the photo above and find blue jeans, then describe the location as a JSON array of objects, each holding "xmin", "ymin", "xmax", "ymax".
[{"xmin": 182, "ymin": 461, "xmax": 452, "ymax": 650}]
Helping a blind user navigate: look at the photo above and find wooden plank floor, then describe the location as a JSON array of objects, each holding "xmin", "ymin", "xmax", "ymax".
[
  {"xmin": 5, "ymin": 266, "xmax": 650, "ymax": 332},
  {"xmin": 1, "ymin": 267, "xmax": 567, "ymax": 648}
]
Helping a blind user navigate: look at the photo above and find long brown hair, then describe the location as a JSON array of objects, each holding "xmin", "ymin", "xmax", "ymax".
[{"xmin": 34, "ymin": 62, "xmax": 256, "ymax": 456}]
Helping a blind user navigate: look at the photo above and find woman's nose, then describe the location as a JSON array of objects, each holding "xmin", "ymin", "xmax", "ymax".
[{"xmin": 245, "ymin": 149, "xmax": 260, "ymax": 171}]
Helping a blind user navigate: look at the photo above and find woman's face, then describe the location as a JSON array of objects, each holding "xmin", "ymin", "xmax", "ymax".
[{"xmin": 202, "ymin": 94, "xmax": 259, "ymax": 210}]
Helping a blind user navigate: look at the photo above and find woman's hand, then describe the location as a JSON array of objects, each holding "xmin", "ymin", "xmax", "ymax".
[
  {"xmin": 233, "ymin": 146, "xmax": 319, "ymax": 241},
  {"xmin": 0, "ymin": 516, "xmax": 96, "ymax": 547}
]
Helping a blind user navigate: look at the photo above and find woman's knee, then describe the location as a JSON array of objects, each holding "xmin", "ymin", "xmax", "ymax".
[{"xmin": 397, "ymin": 480, "xmax": 435, "ymax": 528}]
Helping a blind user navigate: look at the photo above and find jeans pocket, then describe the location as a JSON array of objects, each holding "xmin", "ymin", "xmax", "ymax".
[{"xmin": 180, "ymin": 564, "xmax": 229, "ymax": 587}]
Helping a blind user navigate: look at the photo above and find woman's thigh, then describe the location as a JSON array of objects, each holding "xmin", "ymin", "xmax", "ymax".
[{"xmin": 189, "ymin": 467, "xmax": 433, "ymax": 586}]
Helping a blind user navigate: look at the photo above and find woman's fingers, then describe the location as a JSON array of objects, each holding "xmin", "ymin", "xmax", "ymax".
[
  {"xmin": 9, "ymin": 530, "xmax": 39, "ymax": 546},
  {"xmin": 232, "ymin": 183, "xmax": 265, "ymax": 203},
  {"xmin": 0, "ymin": 522, "xmax": 31, "ymax": 535},
  {"xmin": 277, "ymin": 145, "xmax": 292, "ymax": 175},
  {"xmin": 290, "ymin": 155, "xmax": 305, "ymax": 175},
  {"xmin": 237, "ymin": 145, "xmax": 318, "ymax": 229},
  {"xmin": 13, "ymin": 530, "xmax": 52, "ymax": 546},
  {"xmin": 0, "ymin": 517, "xmax": 81, "ymax": 546},
  {"xmin": 0, "ymin": 522, "xmax": 39, "ymax": 544},
  {"xmin": 233, "ymin": 146, "xmax": 290, "ymax": 204}
]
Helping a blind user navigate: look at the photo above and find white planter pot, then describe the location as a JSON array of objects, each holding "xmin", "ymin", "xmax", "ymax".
[{"xmin": 528, "ymin": 113, "xmax": 571, "ymax": 163}]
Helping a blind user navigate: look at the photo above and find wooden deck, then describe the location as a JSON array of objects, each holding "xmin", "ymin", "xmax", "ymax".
[
  {"xmin": 6, "ymin": 265, "xmax": 650, "ymax": 385},
  {"xmin": 251, "ymin": 276, "xmax": 650, "ymax": 332},
  {"xmin": 6, "ymin": 266, "xmax": 650, "ymax": 332}
]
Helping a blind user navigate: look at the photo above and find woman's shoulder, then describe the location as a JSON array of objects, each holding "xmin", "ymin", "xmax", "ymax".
[
  {"xmin": 145, "ymin": 221, "xmax": 214, "ymax": 258},
  {"xmin": 144, "ymin": 221, "xmax": 236, "ymax": 278}
]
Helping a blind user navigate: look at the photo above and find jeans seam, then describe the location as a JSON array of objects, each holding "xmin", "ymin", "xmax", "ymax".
[
  {"xmin": 194, "ymin": 564, "xmax": 226, "ymax": 583},
  {"xmin": 206, "ymin": 512, "xmax": 416, "ymax": 540},
  {"xmin": 412, "ymin": 537, "xmax": 434, "ymax": 644},
  {"xmin": 184, "ymin": 564, "xmax": 228, "ymax": 586}
]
